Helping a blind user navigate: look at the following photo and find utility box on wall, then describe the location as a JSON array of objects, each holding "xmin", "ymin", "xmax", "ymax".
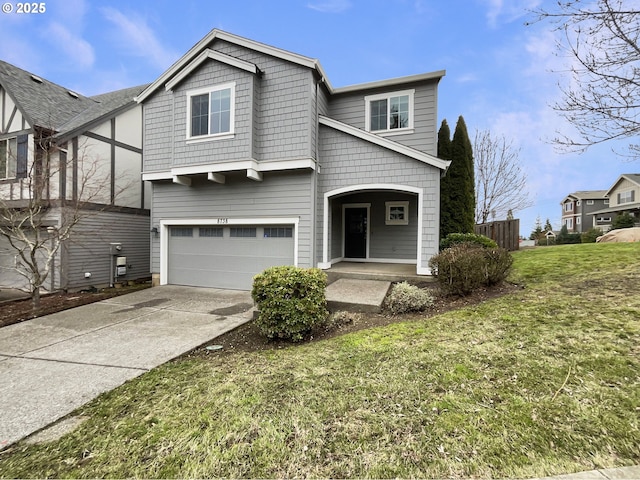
[{"xmin": 116, "ymin": 256, "xmax": 127, "ymax": 276}]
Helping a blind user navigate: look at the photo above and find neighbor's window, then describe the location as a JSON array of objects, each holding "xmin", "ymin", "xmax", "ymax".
[
  {"xmin": 0, "ymin": 137, "xmax": 17, "ymax": 179},
  {"xmin": 618, "ymin": 190, "xmax": 635, "ymax": 204},
  {"xmin": 604, "ymin": 199, "xmax": 610, "ymax": 204},
  {"xmin": 576, "ymin": 217, "xmax": 581, "ymax": 225},
  {"xmin": 597, "ymin": 217, "xmax": 611, "ymax": 222},
  {"xmin": 365, "ymin": 90, "xmax": 414, "ymax": 133},
  {"xmin": 564, "ymin": 218, "xmax": 573, "ymax": 229},
  {"xmin": 187, "ymin": 82, "xmax": 235, "ymax": 139},
  {"xmin": 586, "ymin": 200, "xmax": 594, "ymax": 205},
  {"xmin": 385, "ymin": 201, "xmax": 409, "ymax": 225},
  {"xmin": 564, "ymin": 202, "xmax": 573, "ymax": 212}
]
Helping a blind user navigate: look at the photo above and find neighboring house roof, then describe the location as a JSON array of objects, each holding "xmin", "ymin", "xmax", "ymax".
[
  {"xmin": 0, "ymin": 60, "xmax": 96, "ymax": 130},
  {"xmin": 319, "ymin": 116, "xmax": 450, "ymax": 171},
  {"xmin": 0, "ymin": 59, "xmax": 148, "ymax": 138},
  {"xmin": 135, "ymin": 28, "xmax": 446, "ymax": 103},
  {"xmin": 591, "ymin": 202, "xmax": 640, "ymax": 215},
  {"xmin": 561, "ymin": 190, "xmax": 608, "ymax": 204},
  {"xmin": 605, "ymin": 173, "xmax": 640, "ymax": 197}
]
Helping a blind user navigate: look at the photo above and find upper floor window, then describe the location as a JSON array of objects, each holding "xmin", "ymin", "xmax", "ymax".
[
  {"xmin": 604, "ymin": 199, "xmax": 609, "ymax": 204},
  {"xmin": 0, "ymin": 137, "xmax": 17, "ymax": 179},
  {"xmin": 618, "ymin": 190, "xmax": 635, "ymax": 204},
  {"xmin": 186, "ymin": 82, "xmax": 235, "ymax": 140},
  {"xmin": 364, "ymin": 90, "xmax": 414, "ymax": 134},
  {"xmin": 564, "ymin": 202, "xmax": 573, "ymax": 212},
  {"xmin": 586, "ymin": 200, "xmax": 594, "ymax": 205}
]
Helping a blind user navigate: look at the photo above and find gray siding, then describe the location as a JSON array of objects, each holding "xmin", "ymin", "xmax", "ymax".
[
  {"xmin": 328, "ymin": 80, "xmax": 439, "ymax": 156},
  {"xmin": 63, "ymin": 210, "xmax": 151, "ymax": 289},
  {"xmin": 317, "ymin": 125, "xmax": 440, "ymax": 267},
  {"xmin": 143, "ymin": 89, "xmax": 173, "ymax": 172},
  {"xmin": 331, "ymin": 192, "xmax": 417, "ymax": 260},
  {"xmin": 150, "ymin": 171, "xmax": 314, "ymax": 274}
]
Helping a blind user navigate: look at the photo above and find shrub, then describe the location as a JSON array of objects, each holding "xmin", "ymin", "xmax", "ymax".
[
  {"xmin": 556, "ymin": 225, "xmax": 582, "ymax": 244},
  {"xmin": 429, "ymin": 243, "xmax": 513, "ymax": 296},
  {"xmin": 251, "ymin": 266, "xmax": 328, "ymax": 342},
  {"xmin": 324, "ymin": 311, "xmax": 361, "ymax": 331},
  {"xmin": 581, "ymin": 228, "xmax": 603, "ymax": 243},
  {"xmin": 611, "ymin": 212, "xmax": 636, "ymax": 230},
  {"xmin": 440, "ymin": 232, "xmax": 498, "ymax": 250},
  {"xmin": 384, "ymin": 281, "xmax": 434, "ymax": 315},
  {"xmin": 484, "ymin": 247, "xmax": 514, "ymax": 285},
  {"xmin": 429, "ymin": 243, "xmax": 487, "ymax": 295}
]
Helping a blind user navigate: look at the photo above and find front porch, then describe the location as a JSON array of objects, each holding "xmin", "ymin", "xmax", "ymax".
[{"xmin": 324, "ymin": 261, "xmax": 434, "ymax": 285}]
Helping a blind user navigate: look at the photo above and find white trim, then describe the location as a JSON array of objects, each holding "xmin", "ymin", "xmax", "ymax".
[
  {"xmin": 319, "ymin": 116, "xmax": 449, "ymax": 171},
  {"xmin": 321, "ymin": 184, "xmax": 427, "ymax": 274},
  {"xmin": 385, "ymin": 201, "xmax": 410, "ymax": 225},
  {"xmin": 332, "ymin": 70, "xmax": 446, "ymax": 95},
  {"xmin": 340, "ymin": 258, "xmax": 416, "ymax": 265},
  {"xmin": 166, "ymin": 49, "xmax": 257, "ymax": 91},
  {"xmin": 141, "ymin": 158, "xmax": 316, "ymax": 181},
  {"xmin": 186, "ymin": 82, "xmax": 236, "ymax": 141},
  {"xmin": 342, "ymin": 203, "xmax": 371, "ymax": 259},
  {"xmin": 160, "ymin": 217, "xmax": 299, "ymax": 285},
  {"xmin": 364, "ymin": 89, "xmax": 415, "ymax": 133}
]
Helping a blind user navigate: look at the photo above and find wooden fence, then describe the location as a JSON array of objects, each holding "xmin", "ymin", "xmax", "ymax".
[{"xmin": 475, "ymin": 219, "xmax": 520, "ymax": 251}]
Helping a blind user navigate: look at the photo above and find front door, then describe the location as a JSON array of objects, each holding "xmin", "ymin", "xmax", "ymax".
[{"xmin": 344, "ymin": 207, "xmax": 367, "ymax": 258}]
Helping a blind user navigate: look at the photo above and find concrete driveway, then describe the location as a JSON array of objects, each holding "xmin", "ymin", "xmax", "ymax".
[{"xmin": 0, "ymin": 285, "xmax": 254, "ymax": 449}]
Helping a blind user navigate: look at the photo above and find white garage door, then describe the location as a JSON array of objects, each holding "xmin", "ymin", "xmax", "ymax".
[{"xmin": 167, "ymin": 225, "xmax": 295, "ymax": 290}]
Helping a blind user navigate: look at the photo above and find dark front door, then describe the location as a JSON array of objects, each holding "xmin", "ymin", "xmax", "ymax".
[{"xmin": 345, "ymin": 207, "xmax": 367, "ymax": 258}]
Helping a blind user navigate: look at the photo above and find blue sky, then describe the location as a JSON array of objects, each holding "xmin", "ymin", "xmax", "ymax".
[{"xmin": 0, "ymin": 0, "xmax": 634, "ymax": 235}]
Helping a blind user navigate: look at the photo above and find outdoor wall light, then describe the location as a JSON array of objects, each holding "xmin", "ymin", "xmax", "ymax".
[{"xmin": 150, "ymin": 227, "xmax": 159, "ymax": 236}]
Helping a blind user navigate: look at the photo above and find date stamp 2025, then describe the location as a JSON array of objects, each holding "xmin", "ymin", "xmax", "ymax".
[{"xmin": 2, "ymin": 2, "xmax": 46, "ymax": 14}]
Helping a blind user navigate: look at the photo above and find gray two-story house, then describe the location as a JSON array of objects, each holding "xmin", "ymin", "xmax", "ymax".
[
  {"xmin": 560, "ymin": 190, "xmax": 609, "ymax": 233},
  {"xmin": 137, "ymin": 30, "xmax": 450, "ymax": 290}
]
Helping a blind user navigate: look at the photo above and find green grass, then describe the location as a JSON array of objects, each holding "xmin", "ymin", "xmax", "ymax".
[{"xmin": 1, "ymin": 243, "xmax": 639, "ymax": 478}]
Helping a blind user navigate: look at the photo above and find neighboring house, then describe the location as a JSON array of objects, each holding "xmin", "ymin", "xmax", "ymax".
[
  {"xmin": 0, "ymin": 60, "xmax": 151, "ymax": 291},
  {"xmin": 591, "ymin": 174, "xmax": 640, "ymax": 228},
  {"xmin": 137, "ymin": 29, "xmax": 450, "ymax": 290},
  {"xmin": 560, "ymin": 190, "xmax": 609, "ymax": 233}
]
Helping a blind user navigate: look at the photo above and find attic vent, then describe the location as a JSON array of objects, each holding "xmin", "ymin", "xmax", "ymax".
[
  {"xmin": 30, "ymin": 74, "xmax": 43, "ymax": 83},
  {"xmin": 67, "ymin": 90, "xmax": 79, "ymax": 99}
]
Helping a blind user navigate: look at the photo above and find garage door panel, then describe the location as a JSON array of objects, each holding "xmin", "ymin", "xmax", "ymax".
[{"xmin": 168, "ymin": 225, "xmax": 294, "ymax": 290}]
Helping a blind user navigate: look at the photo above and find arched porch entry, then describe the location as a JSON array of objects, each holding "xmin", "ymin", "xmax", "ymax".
[{"xmin": 319, "ymin": 184, "xmax": 426, "ymax": 274}]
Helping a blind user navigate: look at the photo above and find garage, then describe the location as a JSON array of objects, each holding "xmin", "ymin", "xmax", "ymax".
[{"xmin": 166, "ymin": 223, "xmax": 295, "ymax": 290}]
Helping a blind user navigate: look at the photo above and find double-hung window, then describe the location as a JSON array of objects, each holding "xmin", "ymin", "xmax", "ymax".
[
  {"xmin": 365, "ymin": 90, "xmax": 414, "ymax": 134},
  {"xmin": 618, "ymin": 190, "xmax": 635, "ymax": 204},
  {"xmin": 187, "ymin": 82, "xmax": 235, "ymax": 140}
]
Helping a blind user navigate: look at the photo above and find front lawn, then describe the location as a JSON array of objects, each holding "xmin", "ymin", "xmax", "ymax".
[{"xmin": 0, "ymin": 243, "xmax": 638, "ymax": 478}]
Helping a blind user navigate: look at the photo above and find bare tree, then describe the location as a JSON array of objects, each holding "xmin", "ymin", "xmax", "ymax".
[
  {"xmin": 531, "ymin": 0, "xmax": 640, "ymax": 158},
  {"xmin": 474, "ymin": 129, "xmax": 532, "ymax": 224},
  {"xmin": 0, "ymin": 134, "xmax": 127, "ymax": 310}
]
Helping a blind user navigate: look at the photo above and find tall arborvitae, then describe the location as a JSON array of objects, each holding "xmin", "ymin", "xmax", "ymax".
[
  {"xmin": 438, "ymin": 119, "xmax": 453, "ymax": 239},
  {"xmin": 441, "ymin": 116, "xmax": 475, "ymax": 236}
]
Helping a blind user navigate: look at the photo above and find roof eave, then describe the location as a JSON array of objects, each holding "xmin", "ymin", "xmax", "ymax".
[{"xmin": 331, "ymin": 70, "xmax": 446, "ymax": 96}]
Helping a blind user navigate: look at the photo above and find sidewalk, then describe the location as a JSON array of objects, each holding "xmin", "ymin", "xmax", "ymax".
[{"xmin": 535, "ymin": 465, "xmax": 640, "ymax": 479}]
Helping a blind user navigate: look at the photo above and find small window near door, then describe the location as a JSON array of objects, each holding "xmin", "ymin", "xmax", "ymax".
[{"xmin": 385, "ymin": 201, "xmax": 409, "ymax": 225}]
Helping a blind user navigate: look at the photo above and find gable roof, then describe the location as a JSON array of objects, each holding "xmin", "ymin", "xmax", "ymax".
[
  {"xmin": 135, "ymin": 29, "xmax": 446, "ymax": 103},
  {"xmin": 0, "ymin": 60, "xmax": 148, "ymax": 138},
  {"xmin": 319, "ymin": 115, "xmax": 450, "ymax": 171},
  {"xmin": 605, "ymin": 173, "xmax": 640, "ymax": 197},
  {"xmin": 562, "ymin": 190, "xmax": 608, "ymax": 203}
]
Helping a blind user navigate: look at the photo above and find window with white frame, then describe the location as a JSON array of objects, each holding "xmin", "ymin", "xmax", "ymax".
[
  {"xmin": 618, "ymin": 190, "xmax": 635, "ymax": 204},
  {"xmin": 597, "ymin": 217, "xmax": 611, "ymax": 223},
  {"xmin": 385, "ymin": 201, "xmax": 409, "ymax": 225},
  {"xmin": 564, "ymin": 202, "xmax": 573, "ymax": 212},
  {"xmin": 604, "ymin": 199, "xmax": 609, "ymax": 204},
  {"xmin": 576, "ymin": 217, "xmax": 581, "ymax": 225},
  {"xmin": 0, "ymin": 137, "xmax": 17, "ymax": 179},
  {"xmin": 365, "ymin": 90, "xmax": 414, "ymax": 133},
  {"xmin": 564, "ymin": 218, "xmax": 573, "ymax": 229},
  {"xmin": 576, "ymin": 200, "xmax": 581, "ymax": 206},
  {"xmin": 187, "ymin": 82, "xmax": 235, "ymax": 140},
  {"xmin": 587, "ymin": 200, "xmax": 594, "ymax": 205}
]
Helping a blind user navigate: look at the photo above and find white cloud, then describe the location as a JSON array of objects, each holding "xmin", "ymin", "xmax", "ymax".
[
  {"xmin": 44, "ymin": 22, "xmax": 95, "ymax": 69},
  {"xmin": 481, "ymin": 0, "xmax": 541, "ymax": 28},
  {"xmin": 307, "ymin": 0, "xmax": 351, "ymax": 13},
  {"xmin": 100, "ymin": 7, "xmax": 179, "ymax": 71}
]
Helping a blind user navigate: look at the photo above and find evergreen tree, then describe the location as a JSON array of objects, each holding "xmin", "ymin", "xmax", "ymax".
[
  {"xmin": 544, "ymin": 218, "xmax": 553, "ymax": 231},
  {"xmin": 442, "ymin": 116, "xmax": 475, "ymax": 236},
  {"xmin": 438, "ymin": 120, "xmax": 453, "ymax": 238}
]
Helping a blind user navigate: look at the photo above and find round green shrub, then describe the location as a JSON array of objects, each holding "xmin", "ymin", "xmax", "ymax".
[
  {"xmin": 611, "ymin": 212, "xmax": 636, "ymax": 230},
  {"xmin": 384, "ymin": 281, "xmax": 434, "ymax": 315},
  {"xmin": 429, "ymin": 243, "xmax": 513, "ymax": 296},
  {"xmin": 251, "ymin": 266, "xmax": 328, "ymax": 342},
  {"xmin": 440, "ymin": 232, "xmax": 498, "ymax": 250},
  {"xmin": 581, "ymin": 228, "xmax": 603, "ymax": 243}
]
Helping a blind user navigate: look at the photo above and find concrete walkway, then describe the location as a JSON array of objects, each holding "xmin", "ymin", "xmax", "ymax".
[
  {"xmin": 0, "ymin": 285, "xmax": 254, "ymax": 449},
  {"xmin": 534, "ymin": 465, "xmax": 640, "ymax": 479}
]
